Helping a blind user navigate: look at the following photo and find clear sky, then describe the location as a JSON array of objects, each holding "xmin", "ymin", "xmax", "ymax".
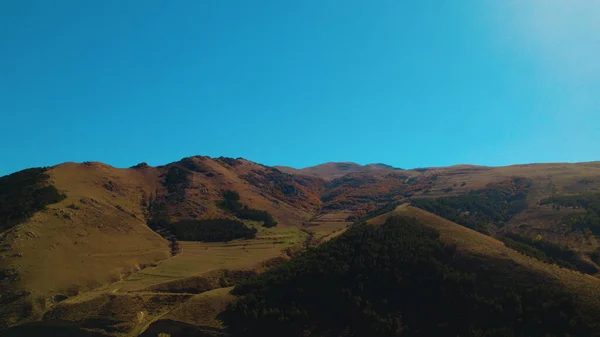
[{"xmin": 1, "ymin": 1, "xmax": 599, "ymax": 176}]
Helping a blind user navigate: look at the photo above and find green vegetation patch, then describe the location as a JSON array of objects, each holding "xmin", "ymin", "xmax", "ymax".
[
  {"xmin": 146, "ymin": 201, "xmax": 171, "ymax": 230},
  {"xmin": 223, "ymin": 216, "xmax": 594, "ymax": 337},
  {"xmin": 146, "ymin": 199, "xmax": 258, "ymax": 242},
  {"xmin": 162, "ymin": 166, "xmax": 191, "ymax": 202},
  {"xmin": 172, "ymin": 219, "xmax": 257, "ymax": 242},
  {"xmin": 0, "ymin": 167, "xmax": 66, "ymax": 232},
  {"xmin": 541, "ymin": 193, "xmax": 600, "ymax": 234},
  {"xmin": 411, "ymin": 177, "xmax": 530, "ymax": 233},
  {"xmin": 219, "ymin": 190, "xmax": 277, "ymax": 228}
]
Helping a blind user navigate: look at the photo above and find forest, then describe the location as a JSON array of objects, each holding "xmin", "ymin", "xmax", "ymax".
[
  {"xmin": 163, "ymin": 166, "xmax": 192, "ymax": 202},
  {"xmin": 171, "ymin": 219, "xmax": 257, "ymax": 242},
  {"xmin": 219, "ymin": 190, "xmax": 277, "ymax": 227},
  {"xmin": 541, "ymin": 193, "xmax": 600, "ymax": 234},
  {"xmin": 411, "ymin": 178, "xmax": 530, "ymax": 233},
  {"xmin": 223, "ymin": 216, "xmax": 595, "ymax": 337},
  {"xmin": 146, "ymin": 201, "xmax": 257, "ymax": 242},
  {"xmin": 0, "ymin": 167, "xmax": 66, "ymax": 232}
]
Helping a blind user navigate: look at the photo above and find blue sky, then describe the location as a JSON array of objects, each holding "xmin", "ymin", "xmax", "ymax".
[{"xmin": 1, "ymin": 1, "xmax": 598, "ymax": 176}]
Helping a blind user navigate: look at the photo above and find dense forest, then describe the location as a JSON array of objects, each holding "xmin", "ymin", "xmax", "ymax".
[
  {"xmin": 146, "ymin": 201, "xmax": 257, "ymax": 242},
  {"xmin": 223, "ymin": 216, "xmax": 595, "ymax": 337},
  {"xmin": 411, "ymin": 177, "xmax": 530, "ymax": 233},
  {"xmin": 0, "ymin": 168, "xmax": 66, "ymax": 232},
  {"xmin": 219, "ymin": 190, "xmax": 277, "ymax": 227},
  {"xmin": 146, "ymin": 200, "xmax": 171, "ymax": 230},
  {"xmin": 171, "ymin": 219, "xmax": 257, "ymax": 242}
]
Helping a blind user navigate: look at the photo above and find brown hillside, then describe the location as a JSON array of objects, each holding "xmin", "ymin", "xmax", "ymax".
[
  {"xmin": 153, "ymin": 156, "xmax": 323, "ymax": 225},
  {"xmin": 0, "ymin": 162, "xmax": 170, "ymax": 328},
  {"xmin": 315, "ymin": 162, "xmax": 600, "ymax": 231},
  {"xmin": 0, "ymin": 156, "xmax": 325, "ymax": 329}
]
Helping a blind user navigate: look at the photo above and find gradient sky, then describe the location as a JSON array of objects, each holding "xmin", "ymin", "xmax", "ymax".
[{"xmin": 1, "ymin": 1, "xmax": 599, "ymax": 176}]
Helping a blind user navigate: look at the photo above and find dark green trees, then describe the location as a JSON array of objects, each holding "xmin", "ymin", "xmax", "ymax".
[
  {"xmin": 0, "ymin": 168, "xmax": 66, "ymax": 232},
  {"xmin": 219, "ymin": 190, "xmax": 277, "ymax": 228}
]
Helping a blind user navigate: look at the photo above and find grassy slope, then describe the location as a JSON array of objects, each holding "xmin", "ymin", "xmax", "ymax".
[
  {"xmin": 369, "ymin": 205, "xmax": 600, "ymax": 320},
  {"xmin": 0, "ymin": 162, "xmax": 170, "ymax": 328},
  {"xmin": 6, "ymin": 225, "xmax": 306, "ymax": 336}
]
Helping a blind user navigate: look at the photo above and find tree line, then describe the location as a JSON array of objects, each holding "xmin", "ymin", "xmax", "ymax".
[
  {"xmin": 541, "ymin": 193, "xmax": 600, "ymax": 235},
  {"xmin": 411, "ymin": 177, "xmax": 530, "ymax": 234}
]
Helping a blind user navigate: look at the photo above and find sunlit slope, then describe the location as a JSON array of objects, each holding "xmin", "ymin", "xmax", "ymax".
[{"xmin": 0, "ymin": 162, "xmax": 170, "ymax": 328}]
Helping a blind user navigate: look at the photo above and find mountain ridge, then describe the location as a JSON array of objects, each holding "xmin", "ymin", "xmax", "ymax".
[{"xmin": 2, "ymin": 155, "xmax": 600, "ymax": 334}]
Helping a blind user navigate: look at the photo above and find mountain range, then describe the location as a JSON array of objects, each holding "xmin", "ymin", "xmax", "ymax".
[{"xmin": 2, "ymin": 156, "xmax": 600, "ymax": 336}]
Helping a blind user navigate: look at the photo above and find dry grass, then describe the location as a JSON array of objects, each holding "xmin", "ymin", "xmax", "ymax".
[
  {"xmin": 419, "ymin": 162, "xmax": 600, "ymax": 196},
  {"xmin": 0, "ymin": 163, "xmax": 170, "ymax": 328}
]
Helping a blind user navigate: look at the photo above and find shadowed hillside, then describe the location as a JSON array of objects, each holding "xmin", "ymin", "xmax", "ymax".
[
  {"xmin": 223, "ymin": 213, "xmax": 600, "ymax": 336},
  {"xmin": 368, "ymin": 205, "xmax": 600, "ymax": 315}
]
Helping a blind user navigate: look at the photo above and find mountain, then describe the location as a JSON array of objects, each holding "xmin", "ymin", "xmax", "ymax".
[
  {"xmin": 2, "ymin": 157, "xmax": 600, "ymax": 336},
  {"xmin": 0, "ymin": 157, "xmax": 323, "ymax": 331},
  {"xmin": 274, "ymin": 161, "xmax": 402, "ymax": 180}
]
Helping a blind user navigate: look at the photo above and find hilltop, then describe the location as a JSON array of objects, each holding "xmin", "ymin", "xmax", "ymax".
[{"xmin": 274, "ymin": 161, "xmax": 403, "ymax": 180}]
